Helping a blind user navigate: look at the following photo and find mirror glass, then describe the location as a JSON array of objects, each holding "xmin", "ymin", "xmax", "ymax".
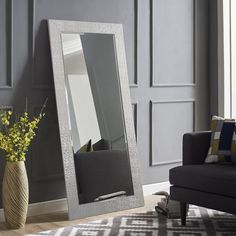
[{"xmin": 60, "ymin": 33, "xmax": 134, "ymax": 204}]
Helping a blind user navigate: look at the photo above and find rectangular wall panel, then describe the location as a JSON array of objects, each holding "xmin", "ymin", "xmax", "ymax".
[
  {"xmin": 31, "ymin": 0, "xmax": 138, "ymax": 88},
  {"xmin": 0, "ymin": 0, "xmax": 13, "ymax": 88},
  {"xmin": 150, "ymin": 100, "xmax": 195, "ymax": 166},
  {"xmin": 151, "ymin": 0, "xmax": 195, "ymax": 87},
  {"xmin": 26, "ymin": 0, "xmax": 140, "ymax": 200}
]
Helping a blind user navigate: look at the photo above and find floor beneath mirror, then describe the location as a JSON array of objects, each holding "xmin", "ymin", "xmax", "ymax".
[{"xmin": 0, "ymin": 195, "xmax": 160, "ymax": 236}]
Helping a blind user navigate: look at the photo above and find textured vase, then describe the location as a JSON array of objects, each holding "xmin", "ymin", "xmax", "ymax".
[{"xmin": 2, "ymin": 161, "xmax": 29, "ymax": 229}]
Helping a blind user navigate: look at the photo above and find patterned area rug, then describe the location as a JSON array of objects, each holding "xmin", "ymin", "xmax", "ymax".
[{"xmin": 26, "ymin": 205, "xmax": 236, "ymax": 236}]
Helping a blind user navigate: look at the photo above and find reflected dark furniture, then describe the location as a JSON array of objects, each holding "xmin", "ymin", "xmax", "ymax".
[
  {"xmin": 93, "ymin": 138, "xmax": 111, "ymax": 151},
  {"xmin": 169, "ymin": 131, "xmax": 236, "ymax": 226},
  {"xmin": 74, "ymin": 149, "xmax": 134, "ymax": 204}
]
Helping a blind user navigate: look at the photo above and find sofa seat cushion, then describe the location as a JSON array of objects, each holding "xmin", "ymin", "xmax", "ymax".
[{"xmin": 169, "ymin": 164, "xmax": 236, "ymax": 198}]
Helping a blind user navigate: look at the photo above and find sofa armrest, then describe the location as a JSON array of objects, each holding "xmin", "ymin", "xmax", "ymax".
[{"xmin": 183, "ymin": 131, "xmax": 211, "ymax": 165}]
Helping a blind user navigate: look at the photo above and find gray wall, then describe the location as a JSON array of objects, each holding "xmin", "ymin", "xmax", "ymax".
[
  {"xmin": 0, "ymin": 0, "xmax": 210, "ymax": 206},
  {"xmin": 134, "ymin": 0, "xmax": 209, "ymax": 184},
  {"xmin": 209, "ymin": 0, "xmax": 219, "ymax": 116}
]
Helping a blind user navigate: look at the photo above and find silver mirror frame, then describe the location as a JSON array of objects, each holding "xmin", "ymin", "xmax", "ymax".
[{"xmin": 48, "ymin": 20, "xmax": 144, "ymax": 220}]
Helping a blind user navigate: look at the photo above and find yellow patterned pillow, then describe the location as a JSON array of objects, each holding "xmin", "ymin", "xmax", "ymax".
[{"xmin": 205, "ymin": 116, "xmax": 236, "ymax": 163}]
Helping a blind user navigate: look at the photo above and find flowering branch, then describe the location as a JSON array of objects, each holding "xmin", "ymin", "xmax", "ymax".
[{"xmin": 0, "ymin": 101, "xmax": 46, "ymax": 162}]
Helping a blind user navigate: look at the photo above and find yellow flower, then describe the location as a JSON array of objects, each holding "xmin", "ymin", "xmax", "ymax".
[{"xmin": 0, "ymin": 109, "xmax": 45, "ymax": 162}]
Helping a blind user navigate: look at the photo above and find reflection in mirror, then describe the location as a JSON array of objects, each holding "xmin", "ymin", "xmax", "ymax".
[{"xmin": 61, "ymin": 33, "xmax": 134, "ymax": 204}]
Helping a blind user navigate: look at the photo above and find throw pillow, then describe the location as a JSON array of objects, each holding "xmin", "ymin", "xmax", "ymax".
[{"xmin": 205, "ymin": 116, "xmax": 236, "ymax": 163}]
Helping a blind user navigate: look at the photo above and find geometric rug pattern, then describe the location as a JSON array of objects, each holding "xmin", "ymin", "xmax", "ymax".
[{"xmin": 26, "ymin": 205, "xmax": 236, "ymax": 236}]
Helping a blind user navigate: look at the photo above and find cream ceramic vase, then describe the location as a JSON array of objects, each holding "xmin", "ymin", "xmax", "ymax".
[{"xmin": 2, "ymin": 161, "xmax": 29, "ymax": 229}]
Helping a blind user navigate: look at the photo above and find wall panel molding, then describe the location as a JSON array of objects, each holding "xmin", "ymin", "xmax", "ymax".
[
  {"xmin": 131, "ymin": 101, "xmax": 138, "ymax": 140},
  {"xmin": 0, "ymin": 0, "xmax": 13, "ymax": 89},
  {"xmin": 150, "ymin": 99, "xmax": 195, "ymax": 166},
  {"xmin": 129, "ymin": 0, "xmax": 139, "ymax": 88},
  {"xmin": 150, "ymin": 0, "xmax": 196, "ymax": 87},
  {"xmin": 0, "ymin": 106, "xmax": 13, "ymax": 185},
  {"xmin": 0, "ymin": 105, "xmax": 13, "ymax": 111}
]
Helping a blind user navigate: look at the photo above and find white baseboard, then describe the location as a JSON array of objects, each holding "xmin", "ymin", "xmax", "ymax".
[
  {"xmin": 0, "ymin": 181, "xmax": 170, "ymax": 222},
  {"xmin": 0, "ymin": 198, "xmax": 68, "ymax": 222},
  {"xmin": 142, "ymin": 181, "xmax": 170, "ymax": 196}
]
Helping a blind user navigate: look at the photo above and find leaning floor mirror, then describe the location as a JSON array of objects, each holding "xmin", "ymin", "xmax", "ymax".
[{"xmin": 48, "ymin": 20, "xmax": 144, "ymax": 219}]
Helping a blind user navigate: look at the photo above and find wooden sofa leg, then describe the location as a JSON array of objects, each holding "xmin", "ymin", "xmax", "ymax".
[{"xmin": 180, "ymin": 202, "xmax": 187, "ymax": 226}]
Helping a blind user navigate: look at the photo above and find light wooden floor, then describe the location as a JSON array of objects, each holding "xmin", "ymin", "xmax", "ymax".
[{"xmin": 0, "ymin": 195, "xmax": 161, "ymax": 236}]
